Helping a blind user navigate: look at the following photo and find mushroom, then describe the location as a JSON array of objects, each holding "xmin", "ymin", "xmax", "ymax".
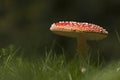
[{"xmin": 50, "ymin": 21, "xmax": 108, "ymax": 58}]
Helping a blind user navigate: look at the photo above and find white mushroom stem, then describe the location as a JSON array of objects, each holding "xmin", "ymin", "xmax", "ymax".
[{"xmin": 77, "ymin": 36, "xmax": 89, "ymax": 58}]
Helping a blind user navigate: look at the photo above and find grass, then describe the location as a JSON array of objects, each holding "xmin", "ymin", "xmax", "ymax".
[
  {"xmin": 0, "ymin": 45, "xmax": 86, "ymax": 80},
  {"xmin": 0, "ymin": 45, "xmax": 120, "ymax": 80},
  {"xmin": 1, "ymin": 31, "xmax": 120, "ymax": 80}
]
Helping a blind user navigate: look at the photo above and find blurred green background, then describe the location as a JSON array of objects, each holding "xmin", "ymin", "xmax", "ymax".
[{"xmin": 0, "ymin": 0, "xmax": 120, "ymax": 61}]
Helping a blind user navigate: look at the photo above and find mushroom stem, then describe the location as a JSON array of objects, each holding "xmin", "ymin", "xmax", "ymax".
[{"xmin": 77, "ymin": 36, "xmax": 89, "ymax": 58}]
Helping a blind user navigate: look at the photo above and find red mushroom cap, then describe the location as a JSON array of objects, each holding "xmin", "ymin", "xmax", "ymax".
[{"xmin": 50, "ymin": 21, "xmax": 108, "ymax": 40}]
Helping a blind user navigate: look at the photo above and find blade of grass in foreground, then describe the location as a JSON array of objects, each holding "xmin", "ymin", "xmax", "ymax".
[{"xmin": 115, "ymin": 30, "xmax": 120, "ymax": 43}]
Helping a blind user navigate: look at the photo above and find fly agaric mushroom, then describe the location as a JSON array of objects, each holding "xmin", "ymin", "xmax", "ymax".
[{"xmin": 50, "ymin": 21, "xmax": 108, "ymax": 57}]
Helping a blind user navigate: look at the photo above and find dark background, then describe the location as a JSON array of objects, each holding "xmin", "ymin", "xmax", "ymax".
[{"xmin": 0, "ymin": 0, "xmax": 120, "ymax": 61}]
